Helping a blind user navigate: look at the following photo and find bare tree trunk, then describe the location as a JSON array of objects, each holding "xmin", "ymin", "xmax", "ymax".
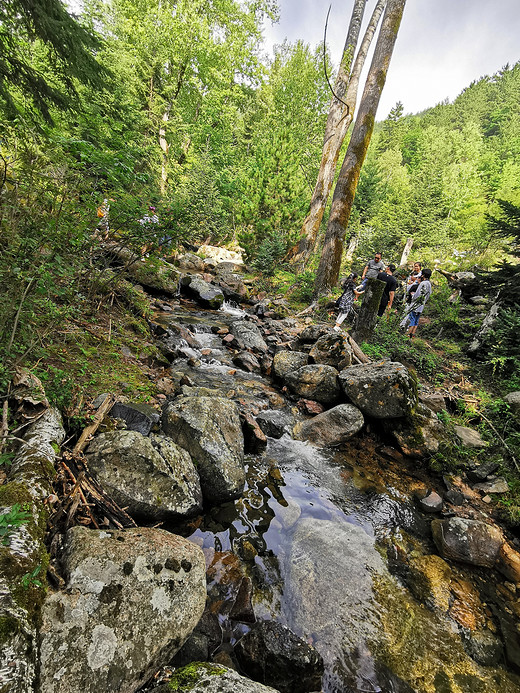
[
  {"xmin": 289, "ymin": 0, "xmax": 386, "ymax": 266},
  {"xmin": 399, "ymin": 237, "xmax": 414, "ymax": 267},
  {"xmin": 159, "ymin": 105, "xmax": 171, "ymax": 194},
  {"xmin": 345, "ymin": 235, "xmax": 358, "ymax": 261},
  {"xmin": 314, "ymin": 0, "xmax": 407, "ymax": 296}
]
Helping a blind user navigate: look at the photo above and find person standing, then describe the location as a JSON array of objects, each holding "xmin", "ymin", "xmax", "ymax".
[
  {"xmin": 376, "ymin": 264, "xmax": 397, "ymax": 317},
  {"xmin": 406, "ymin": 268, "xmax": 432, "ymax": 338},
  {"xmin": 334, "ymin": 273, "xmax": 363, "ymax": 331},
  {"xmin": 360, "ymin": 251, "xmax": 385, "ymax": 287}
]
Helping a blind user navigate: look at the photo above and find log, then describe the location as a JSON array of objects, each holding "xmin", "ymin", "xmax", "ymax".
[
  {"xmin": 346, "ymin": 334, "xmax": 371, "ymax": 364},
  {"xmin": 352, "ymin": 278, "xmax": 385, "ymax": 344},
  {"xmin": 73, "ymin": 394, "xmax": 115, "ymax": 455}
]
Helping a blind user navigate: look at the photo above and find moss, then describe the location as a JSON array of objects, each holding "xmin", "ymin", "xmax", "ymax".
[
  {"xmin": 0, "ymin": 616, "xmax": 20, "ymax": 643},
  {"xmin": 168, "ymin": 662, "xmax": 227, "ymax": 691},
  {"xmin": 0, "ymin": 482, "xmax": 33, "ymax": 508}
]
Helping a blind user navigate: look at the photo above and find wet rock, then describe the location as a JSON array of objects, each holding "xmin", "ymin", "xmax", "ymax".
[
  {"xmin": 229, "ymin": 321, "xmax": 268, "ymax": 354},
  {"xmin": 85, "ymin": 430, "xmax": 202, "ymax": 521},
  {"xmin": 39, "ymin": 527, "xmax": 206, "ymax": 693},
  {"xmin": 417, "ymin": 490, "xmax": 443, "ymax": 513},
  {"xmin": 285, "ymin": 364, "xmax": 341, "ymax": 405},
  {"xmin": 256, "ymin": 410, "xmax": 293, "ymax": 439},
  {"xmin": 466, "ymin": 460, "xmax": 500, "ymax": 482},
  {"xmin": 406, "ymin": 554, "xmax": 453, "ymax": 612},
  {"xmin": 309, "ymin": 333, "xmax": 352, "ymax": 369},
  {"xmin": 431, "ymin": 517, "xmax": 503, "ymax": 568},
  {"xmin": 240, "ymin": 412, "xmax": 268, "ymax": 453},
  {"xmin": 229, "ymin": 576, "xmax": 255, "ymax": 623},
  {"xmin": 162, "ymin": 663, "xmax": 279, "ymax": 692},
  {"xmin": 339, "ymin": 361, "xmax": 417, "ymax": 419},
  {"xmin": 496, "ymin": 542, "xmax": 520, "ymax": 583},
  {"xmin": 109, "ymin": 401, "xmax": 160, "ymax": 435},
  {"xmin": 461, "ymin": 629, "xmax": 504, "ymax": 667},
  {"xmin": 453, "ymin": 425, "xmax": 488, "ymax": 448},
  {"xmin": 180, "ymin": 275, "xmax": 225, "ymax": 309},
  {"xmin": 233, "ymin": 351, "xmax": 262, "ymax": 373},
  {"xmin": 443, "ymin": 476, "xmax": 465, "ymax": 506},
  {"xmin": 388, "ymin": 404, "xmax": 449, "ymax": 458},
  {"xmin": 162, "ymin": 396, "xmax": 245, "ymax": 504},
  {"xmin": 294, "ymin": 403, "xmax": 364, "ymax": 447},
  {"xmin": 272, "ymin": 351, "xmax": 309, "ymax": 380},
  {"xmin": 296, "ymin": 399, "xmax": 325, "ymax": 415},
  {"xmin": 235, "ymin": 620, "xmax": 323, "ymax": 693}
]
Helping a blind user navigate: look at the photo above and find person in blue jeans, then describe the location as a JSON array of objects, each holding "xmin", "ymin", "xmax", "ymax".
[
  {"xmin": 360, "ymin": 251, "xmax": 385, "ymax": 288},
  {"xmin": 403, "ymin": 268, "xmax": 432, "ymax": 338}
]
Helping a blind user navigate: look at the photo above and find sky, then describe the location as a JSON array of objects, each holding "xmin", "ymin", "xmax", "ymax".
[{"xmin": 261, "ymin": 0, "xmax": 520, "ymax": 120}]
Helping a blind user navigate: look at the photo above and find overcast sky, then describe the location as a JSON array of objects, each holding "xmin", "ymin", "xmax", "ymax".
[{"xmin": 262, "ymin": 0, "xmax": 520, "ymax": 119}]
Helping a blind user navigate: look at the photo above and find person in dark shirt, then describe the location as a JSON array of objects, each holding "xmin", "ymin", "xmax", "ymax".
[{"xmin": 377, "ymin": 264, "xmax": 397, "ymax": 317}]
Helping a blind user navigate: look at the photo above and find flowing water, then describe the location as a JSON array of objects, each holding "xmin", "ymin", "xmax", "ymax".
[{"xmin": 156, "ymin": 302, "xmax": 520, "ymax": 693}]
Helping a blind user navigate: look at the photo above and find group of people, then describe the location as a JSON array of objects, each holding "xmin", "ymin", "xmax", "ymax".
[{"xmin": 333, "ymin": 252, "xmax": 432, "ymax": 339}]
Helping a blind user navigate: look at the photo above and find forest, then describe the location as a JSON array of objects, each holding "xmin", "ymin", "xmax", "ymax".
[{"xmin": 2, "ymin": 1, "xmax": 520, "ymax": 692}]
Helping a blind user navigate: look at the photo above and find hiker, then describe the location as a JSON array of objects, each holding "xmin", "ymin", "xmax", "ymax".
[
  {"xmin": 334, "ymin": 273, "xmax": 364, "ymax": 331},
  {"xmin": 403, "ymin": 268, "xmax": 432, "ymax": 338},
  {"xmin": 139, "ymin": 205, "xmax": 160, "ymax": 256},
  {"xmin": 360, "ymin": 251, "xmax": 385, "ymax": 288},
  {"xmin": 376, "ymin": 264, "xmax": 397, "ymax": 317},
  {"xmin": 406, "ymin": 262, "xmax": 422, "ymax": 302}
]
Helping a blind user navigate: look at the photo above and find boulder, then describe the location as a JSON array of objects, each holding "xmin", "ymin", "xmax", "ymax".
[
  {"xmin": 297, "ymin": 324, "xmax": 333, "ymax": 343},
  {"xmin": 417, "ymin": 490, "xmax": 443, "ymax": 513},
  {"xmin": 466, "ymin": 460, "xmax": 500, "ymax": 483},
  {"xmin": 39, "ymin": 527, "xmax": 206, "ymax": 693},
  {"xmin": 108, "ymin": 402, "xmax": 160, "ymax": 435},
  {"xmin": 85, "ymin": 430, "xmax": 202, "ymax": 521},
  {"xmin": 453, "ymin": 425, "xmax": 488, "ymax": 449},
  {"xmin": 158, "ymin": 663, "xmax": 279, "ymax": 693},
  {"xmin": 339, "ymin": 361, "xmax": 417, "ymax": 419},
  {"xmin": 418, "ymin": 392, "xmax": 446, "ymax": 413},
  {"xmin": 255, "ymin": 410, "xmax": 293, "ymax": 439},
  {"xmin": 180, "ymin": 275, "xmax": 224, "ymax": 309},
  {"xmin": 431, "ymin": 517, "xmax": 503, "ymax": 568},
  {"xmin": 285, "ymin": 365, "xmax": 341, "ymax": 405},
  {"xmin": 389, "ymin": 404, "xmax": 449, "ymax": 458},
  {"xmin": 233, "ymin": 351, "xmax": 262, "ymax": 373},
  {"xmin": 176, "ymin": 252, "xmax": 205, "ymax": 272},
  {"xmin": 162, "ymin": 396, "xmax": 245, "ymax": 504},
  {"xmin": 272, "ymin": 351, "xmax": 309, "ymax": 380},
  {"xmin": 294, "ymin": 403, "xmax": 364, "ymax": 447},
  {"xmin": 474, "ymin": 478, "xmax": 509, "ymax": 494},
  {"xmin": 309, "ymin": 333, "xmax": 352, "ymax": 369},
  {"xmin": 229, "ymin": 321, "xmax": 268, "ymax": 354},
  {"xmin": 198, "ymin": 244, "xmax": 245, "ymax": 265},
  {"xmin": 235, "ymin": 620, "xmax": 324, "ymax": 693}
]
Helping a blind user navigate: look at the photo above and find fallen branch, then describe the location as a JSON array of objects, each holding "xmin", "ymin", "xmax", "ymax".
[
  {"xmin": 73, "ymin": 394, "xmax": 115, "ymax": 455},
  {"xmin": 479, "ymin": 410, "xmax": 520, "ymax": 473},
  {"xmin": 346, "ymin": 333, "xmax": 371, "ymax": 364}
]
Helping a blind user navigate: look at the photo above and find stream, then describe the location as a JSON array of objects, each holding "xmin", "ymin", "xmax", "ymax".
[{"xmin": 152, "ymin": 300, "xmax": 520, "ymax": 693}]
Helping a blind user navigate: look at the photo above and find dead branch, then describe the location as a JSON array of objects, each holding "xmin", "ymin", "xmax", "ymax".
[{"xmin": 73, "ymin": 394, "xmax": 115, "ymax": 455}]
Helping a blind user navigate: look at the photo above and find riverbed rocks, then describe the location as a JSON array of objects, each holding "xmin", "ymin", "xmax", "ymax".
[
  {"xmin": 339, "ymin": 361, "xmax": 417, "ymax": 418},
  {"xmin": 285, "ymin": 364, "xmax": 341, "ymax": 405},
  {"xmin": 180, "ymin": 275, "xmax": 225, "ymax": 309},
  {"xmin": 229, "ymin": 320, "xmax": 269, "ymax": 354},
  {"xmin": 272, "ymin": 351, "xmax": 309, "ymax": 380},
  {"xmin": 294, "ymin": 403, "xmax": 364, "ymax": 447},
  {"xmin": 39, "ymin": 526, "xmax": 206, "ymax": 693},
  {"xmin": 388, "ymin": 403, "xmax": 449, "ymax": 458},
  {"xmin": 158, "ymin": 663, "xmax": 280, "ymax": 693},
  {"xmin": 235, "ymin": 620, "xmax": 324, "ymax": 693},
  {"xmin": 431, "ymin": 517, "xmax": 504, "ymax": 568},
  {"xmin": 85, "ymin": 430, "xmax": 202, "ymax": 521},
  {"xmin": 162, "ymin": 396, "xmax": 245, "ymax": 503},
  {"xmin": 309, "ymin": 332, "xmax": 352, "ymax": 369}
]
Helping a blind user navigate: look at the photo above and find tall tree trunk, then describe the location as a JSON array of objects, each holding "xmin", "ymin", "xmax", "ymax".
[
  {"xmin": 159, "ymin": 105, "xmax": 170, "ymax": 194},
  {"xmin": 314, "ymin": 0, "xmax": 407, "ymax": 296},
  {"xmin": 352, "ymin": 278, "xmax": 386, "ymax": 343},
  {"xmin": 290, "ymin": 0, "xmax": 386, "ymax": 267},
  {"xmin": 399, "ymin": 237, "xmax": 414, "ymax": 267}
]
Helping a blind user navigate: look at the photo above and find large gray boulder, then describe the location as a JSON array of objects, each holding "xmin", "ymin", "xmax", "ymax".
[
  {"xmin": 388, "ymin": 404, "xmax": 449, "ymax": 458},
  {"xmin": 431, "ymin": 517, "xmax": 504, "ymax": 568},
  {"xmin": 294, "ymin": 403, "xmax": 364, "ymax": 447},
  {"xmin": 157, "ymin": 663, "xmax": 279, "ymax": 692},
  {"xmin": 39, "ymin": 527, "xmax": 206, "ymax": 693},
  {"xmin": 309, "ymin": 333, "xmax": 352, "ymax": 369},
  {"xmin": 230, "ymin": 321, "xmax": 269, "ymax": 354},
  {"xmin": 285, "ymin": 365, "xmax": 341, "ymax": 405},
  {"xmin": 162, "ymin": 396, "xmax": 245, "ymax": 504},
  {"xmin": 339, "ymin": 361, "xmax": 417, "ymax": 418},
  {"xmin": 180, "ymin": 275, "xmax": 224, "ymax": 309},
  {"xmin": 85, "ymin": 430, "xmax": 202, "ymax": 521},
  {"xmin": 505, "ymin": 392, "xmax": 520, "ymax": 423},
  {"xmin": 176, "ymin": 252, "xmax": 205, "ymax": 272},
  {"xmin": 272, "ymin": 351, "xmax": 309, "ymax": 380},
  {"xmin": 297, "ymin": 324, "xmax": 333, "ymax": 343}
]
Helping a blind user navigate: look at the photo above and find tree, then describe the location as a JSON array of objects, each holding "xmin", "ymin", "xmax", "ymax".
[
  {"xmin": 314, "ymin": 0, "xmax": 407, "ymax": 296},
  {"xmin": 0, "ymin": 0, "xmax": 104, "ymax": 121},
  {"xmin": 289, "ymin": 0, "xmax": 386, "ymax": 266}
]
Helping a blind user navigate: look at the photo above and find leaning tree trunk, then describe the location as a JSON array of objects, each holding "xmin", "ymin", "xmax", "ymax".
[
  {"xmin": 399, "ymin": 237, "xmax": 414, "ymax": 267},
  {"xmin": 313, "ymin": 0, "xmax": 407, "ymax": 296},
  {"xmin": 352, "ymin": 278, "xmax": 386, "ymax": 343},
  {"xmin": 289, "ymin": 0, "xmax": 386, "ymax": 267}
]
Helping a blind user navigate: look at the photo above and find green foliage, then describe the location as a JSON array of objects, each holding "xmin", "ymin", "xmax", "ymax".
[
  {"xmin": 481, "ymin": 307, "xmax": 520, "ymax": 385},
  {"xmin": 21, "ymin": 564, "xmax": 43, "ymax": 590},
  {"xmin": 250, "ymin": 232, "xmax": 286, "ymax": 276},
  {"xmin": 0, "ymin": 504, "xmax": 32, "ymax": 546}
]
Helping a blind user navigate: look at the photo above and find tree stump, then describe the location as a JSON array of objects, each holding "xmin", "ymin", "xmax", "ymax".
[{"xmin": 352, "ymin": 277, "xmax": 385, "ymax": 344}]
